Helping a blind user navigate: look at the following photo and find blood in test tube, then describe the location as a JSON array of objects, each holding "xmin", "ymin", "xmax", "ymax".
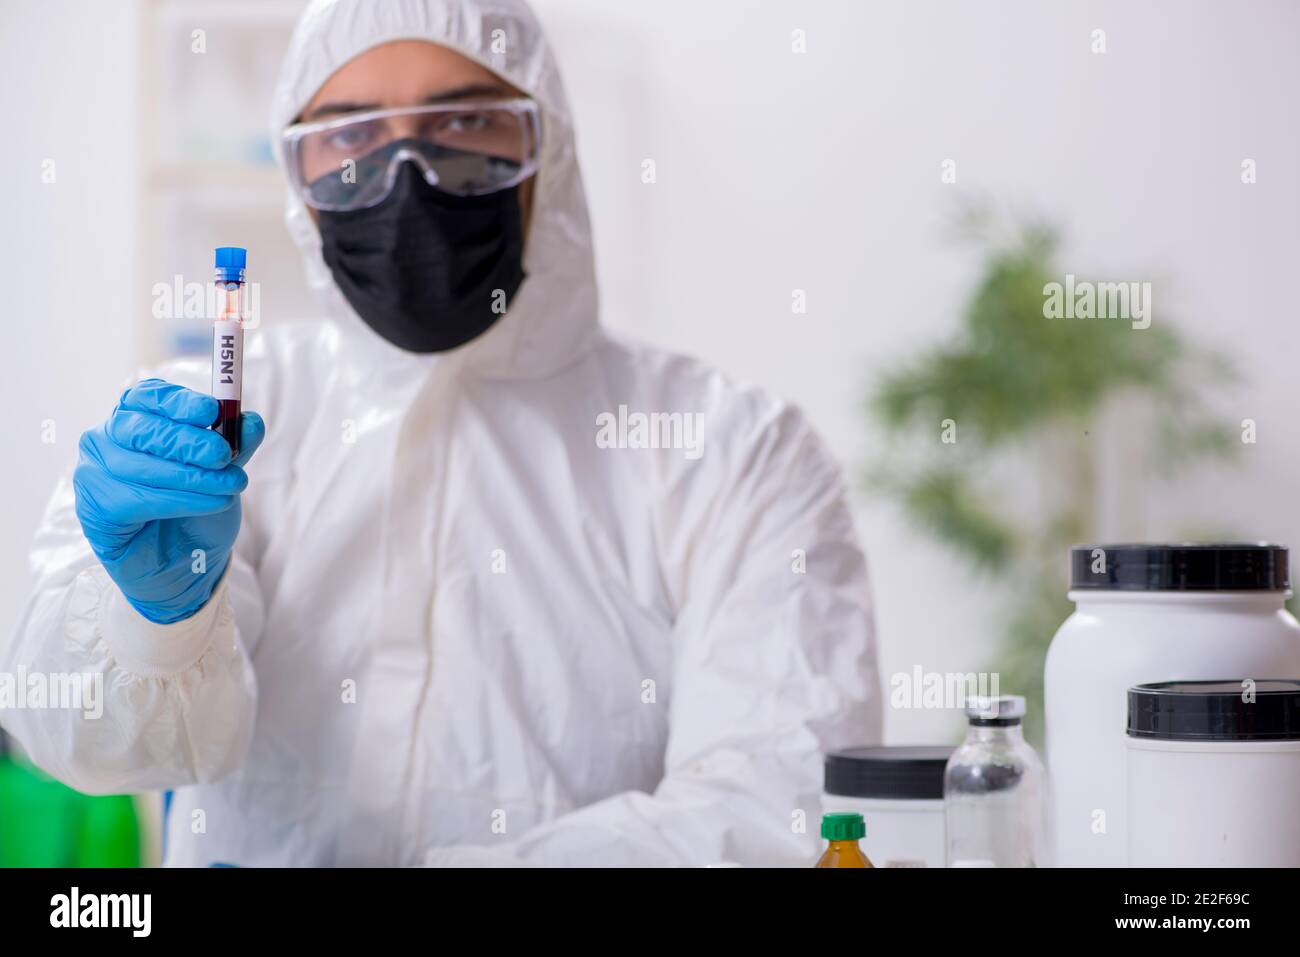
[{"xmin": 211, "ymin": 246, "xmax": 247, "ymax": 458}]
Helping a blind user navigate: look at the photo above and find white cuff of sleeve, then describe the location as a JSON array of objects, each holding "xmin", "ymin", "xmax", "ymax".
[{"xmin": 102, "ymin": 575, "xmax": 231, "ymax": 678}]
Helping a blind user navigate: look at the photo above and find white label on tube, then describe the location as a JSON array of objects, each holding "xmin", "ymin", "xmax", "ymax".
[{"xmin": 212, "ymin": 320, "xmax": 243, "ymax": 400}]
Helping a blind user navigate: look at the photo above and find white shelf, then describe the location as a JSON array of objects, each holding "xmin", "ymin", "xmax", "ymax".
[
  {"xmin": 157, "ymin": 0, "xmax": 305, "ymax": 27},
  {"xmin": 137, "ymin": 0, "xmax": 310, "ymax": 365},
  {"xmin": 148, "ymin": 162, "xmax": 284, "ymax": 193}
]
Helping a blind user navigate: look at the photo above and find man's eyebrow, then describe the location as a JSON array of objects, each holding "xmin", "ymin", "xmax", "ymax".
[
  {"xmin": 303, "ymin": 100, "xmax": 380, "ymax": 121},
  {"xmin": 421, "ymin": 82, "xmax": 514, "ymax": 103},
  {"xmin": 302, "ymin": 83, "xmax": 516, "ymax": 121}
]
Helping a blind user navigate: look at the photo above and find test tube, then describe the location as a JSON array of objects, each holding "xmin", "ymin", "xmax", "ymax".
[{"xmin": 211, "ymin": 246, "xmax": 246, "ymax": 457}]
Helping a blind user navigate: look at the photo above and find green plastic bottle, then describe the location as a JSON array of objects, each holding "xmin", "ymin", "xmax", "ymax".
[{"xmin": 0, "ymin": 752, "xmax": 141, "ymax": 867}]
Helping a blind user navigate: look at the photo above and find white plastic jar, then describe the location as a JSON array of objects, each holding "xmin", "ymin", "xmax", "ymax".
[
  {"xmin": 821, "ymin": 746, "xmax": 952, "ymax": 867},
  {"xmin": 1127, "ymin": 680, "xmax": 1300, "ymax": 867},
  {"xmin": 1044, "ymin": 544, "xmax": 1300, "ymax": 867}
]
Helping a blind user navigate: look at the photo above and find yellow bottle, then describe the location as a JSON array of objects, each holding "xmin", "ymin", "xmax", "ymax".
[{"xmin": 815, "ymin": 812, "xmax": 874, "ymax": 868}]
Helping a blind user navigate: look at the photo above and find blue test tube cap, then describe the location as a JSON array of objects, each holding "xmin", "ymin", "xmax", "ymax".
[{"xmin": 214, "ymin": 246, "xmax": 247, "ymax": 281}]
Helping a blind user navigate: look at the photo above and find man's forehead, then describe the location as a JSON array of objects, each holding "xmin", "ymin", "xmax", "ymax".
[{"xmin": 303, "ymin": 40, "xmax": 517, "ymax": 118}]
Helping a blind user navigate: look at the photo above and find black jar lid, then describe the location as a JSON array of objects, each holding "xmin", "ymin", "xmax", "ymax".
[
  {"xmin": 824, "ymin": 746, "xmax": 954, "ymax": 800},
  {"xmin": 1127, "ymin": 680, "xmax": 1300, "ymax": 741},
  {"xmin": 1070, "ymin": 543, "xmax": 1289, "ymax": 591}
]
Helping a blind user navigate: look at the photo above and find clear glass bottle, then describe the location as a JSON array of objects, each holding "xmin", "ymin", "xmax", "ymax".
[{"xmin": 944, "ymin": 695, "xmax": 1044, "ymax": 868}]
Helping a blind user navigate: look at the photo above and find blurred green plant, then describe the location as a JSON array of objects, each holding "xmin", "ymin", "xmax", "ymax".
[{"xmin": 867, "ymin": 208, "xmax": 1239, "ymax": 742}]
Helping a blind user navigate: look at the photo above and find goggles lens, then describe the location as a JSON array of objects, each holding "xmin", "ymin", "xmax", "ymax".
[{"xmin": 286, "ymin": 101, "xmax": 540, "ymax": 210}]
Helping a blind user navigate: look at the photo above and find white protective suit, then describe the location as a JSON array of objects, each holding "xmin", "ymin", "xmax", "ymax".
[{"xmin": 2, "ymin": 0, "xmax": 880, "ymax": 866}]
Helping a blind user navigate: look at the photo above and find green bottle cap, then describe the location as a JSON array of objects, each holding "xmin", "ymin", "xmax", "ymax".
[{"xmin": 820, "ymin": 812, "xmax": 865, "ymax": 841}]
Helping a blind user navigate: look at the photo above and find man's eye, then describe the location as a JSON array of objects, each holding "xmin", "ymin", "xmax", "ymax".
[
  {"xmin": 325, "ymin": 126, "xmax": 373, "ymax": 151},
  {"xmin": 445, "ymin": 112, "xmax": 492, "ymax": 133}
]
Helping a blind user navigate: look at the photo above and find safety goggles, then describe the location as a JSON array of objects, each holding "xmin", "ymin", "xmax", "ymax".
[{"xmin": 282, "ymin": 98, "xmax": 542, "ymax": 211}]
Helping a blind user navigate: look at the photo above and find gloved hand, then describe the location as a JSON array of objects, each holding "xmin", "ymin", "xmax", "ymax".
[{"xmin": 73, "ymin": 378, "xmax": 266, "ymax": 624}]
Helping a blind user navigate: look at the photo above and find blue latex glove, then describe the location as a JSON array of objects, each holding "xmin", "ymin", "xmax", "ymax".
[{"xmin": 73, "ymin": 379, "xmax": 266, "ymax": 624}]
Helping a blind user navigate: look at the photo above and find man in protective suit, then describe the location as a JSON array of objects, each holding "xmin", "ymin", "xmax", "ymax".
[{"xmin": 2, "ymin": 0, "xmax": 880, "ymax": 866}]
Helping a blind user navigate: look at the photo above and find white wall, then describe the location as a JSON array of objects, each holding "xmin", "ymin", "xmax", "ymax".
[
  {"xmin": 533, "ymin": 0, "xmax": 1300, "ymax": 742},
  {"xmin": 0, "ymin": 0, "xmax": 142, "ymax": 631},
  {"xmin": 4, "ymin": 0, "xmax": 1298, "ymax": 747}
]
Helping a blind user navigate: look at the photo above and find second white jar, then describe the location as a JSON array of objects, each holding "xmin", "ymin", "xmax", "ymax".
[{"xmin": 1127, "ymin": 680, "xmax": 1300, "ymax": 867}]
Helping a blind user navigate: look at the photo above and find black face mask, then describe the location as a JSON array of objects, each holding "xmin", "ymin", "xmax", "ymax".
[{"xmin": 318, "ymin": 161, "xmax": 526, "ymax": 353}]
